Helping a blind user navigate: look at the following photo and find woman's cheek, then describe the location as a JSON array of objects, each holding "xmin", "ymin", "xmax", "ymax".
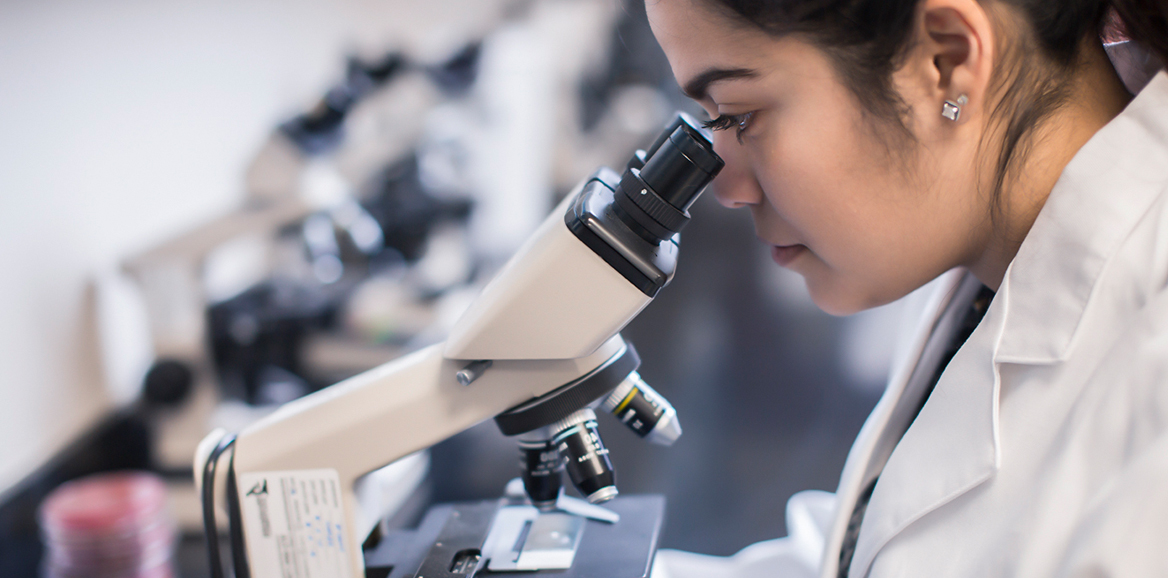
[
  {"xmin": 746, "ymin": 127, "xmax": 801, "ymax": 202},
  {"xmin": 710, "ymin": 138, "xmax": 763, "ymax": 209}
]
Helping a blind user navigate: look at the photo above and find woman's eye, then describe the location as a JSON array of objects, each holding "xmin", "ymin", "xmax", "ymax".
[{"xmin": 701, "ymin": 112, "xmax": 754, "ymax": 142}]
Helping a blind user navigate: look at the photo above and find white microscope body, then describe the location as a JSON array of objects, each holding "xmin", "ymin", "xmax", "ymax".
[{"xmin": 196, "ymin": 114, "xmax": 723, "ymax": 578}]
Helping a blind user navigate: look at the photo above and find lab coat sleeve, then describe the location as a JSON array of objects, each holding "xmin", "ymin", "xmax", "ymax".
[{"xmin": 651, "ymin": 490, "xmax": 836, "ymax": 578}]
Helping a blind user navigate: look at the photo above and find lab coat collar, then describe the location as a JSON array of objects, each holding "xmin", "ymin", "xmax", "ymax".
[
  {"xmin": 847, "ymin": 274, "xmax": 1002, "ymax": 577},
  {"xmin": 819, "ymin": 270, "xmax": 968, "ymax": 578},
  {"xmin": 995, "ymin": 71, "xmax": 1168, "ymax": 364},
  {"xmin": 849, "ymin": 72, "xmax": 1168, "ymax": 577}
]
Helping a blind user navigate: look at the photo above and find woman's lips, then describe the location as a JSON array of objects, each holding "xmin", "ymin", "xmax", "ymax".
[{"xmin": 771, "ymin": 244, "xmax": 807, "ymax": 267}]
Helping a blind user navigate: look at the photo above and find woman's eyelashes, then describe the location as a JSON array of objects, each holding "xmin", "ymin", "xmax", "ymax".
[{"xmin": 702, "ymin": 112, "xmax": 754, "ymax": 142}]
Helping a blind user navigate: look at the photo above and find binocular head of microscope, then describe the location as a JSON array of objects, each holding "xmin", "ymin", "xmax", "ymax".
[
  {"xmin": 481, "ymin": 113, "xmax": 719, "ymax": 511},
  {"xmin": 481, "ymin": 112, "xmax": 723, "ymax": 510}
]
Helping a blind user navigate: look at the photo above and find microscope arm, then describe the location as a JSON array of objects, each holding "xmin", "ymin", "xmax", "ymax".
[{"xmin": 229, "ymin": 333, "xmax": 628, "ymax": 526}]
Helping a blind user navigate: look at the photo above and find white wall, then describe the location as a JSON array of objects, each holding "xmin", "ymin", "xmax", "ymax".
[{"xmin": 0, "ymin": 0, "xmax": 508, "ymax": 494}]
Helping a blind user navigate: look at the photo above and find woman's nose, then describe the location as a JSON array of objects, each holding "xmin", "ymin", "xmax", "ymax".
[{"xmin": 710, "ymin": 134, "xmax": 763, "ymax": 209}]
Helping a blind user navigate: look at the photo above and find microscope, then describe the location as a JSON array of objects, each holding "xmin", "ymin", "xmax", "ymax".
[{"xmin": 196, "ymin": 113, "xmax": 723, "ymax": 578}]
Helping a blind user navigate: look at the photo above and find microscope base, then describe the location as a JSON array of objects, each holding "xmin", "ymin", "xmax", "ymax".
[{"xmin": 363, "ymin": 495, "xmax": 665, "ymax": 578}]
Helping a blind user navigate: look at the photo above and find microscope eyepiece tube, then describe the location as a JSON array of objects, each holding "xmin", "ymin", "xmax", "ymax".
[
  {"xmin": 611, "ymin": 114, "xmax": 724, "ymax": 244},
  {"xmin": 549, "ymin": 409, "xmax": 618, "ymax": 504},
  {"xmin": 638, "ymin": 126, "xmax": 722, "ymax": 213},
  {"xmin": 601, "ymin": 372, "xmax": 682, "ymax": 446}
]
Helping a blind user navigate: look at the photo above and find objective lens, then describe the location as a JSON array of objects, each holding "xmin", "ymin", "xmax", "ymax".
[
  {"xmin": 601, "ymin": 372, "xmax": 682, "ymax": 446},
  {"xmin": 517, "ymin": 435, "xmax": 564, "ymax": 511},
  {"xmin": 550, "ymin": 409, "xmax": 618, "ymax": 504}
]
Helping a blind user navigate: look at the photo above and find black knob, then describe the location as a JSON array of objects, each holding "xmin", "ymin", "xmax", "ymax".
[{"xmin": 142, "ymin": 359, "xmax": 194, "ymax": 407}]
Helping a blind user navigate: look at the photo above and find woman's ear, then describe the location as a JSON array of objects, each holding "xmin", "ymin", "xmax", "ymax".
[{"xmin": 914, "ymin": 0, "xmax": 995, "ymax": 125}]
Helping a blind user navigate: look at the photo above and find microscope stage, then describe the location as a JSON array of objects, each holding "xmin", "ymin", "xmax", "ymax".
[{"xmin": 363, "ymin": 495, "xmax": 665, "ymax": 578}]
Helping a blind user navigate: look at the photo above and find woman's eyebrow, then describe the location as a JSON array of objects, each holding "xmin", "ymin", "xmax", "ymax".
[{"xmin": 682, "ymin": 67, "xmax": 758, "ymax": 100}]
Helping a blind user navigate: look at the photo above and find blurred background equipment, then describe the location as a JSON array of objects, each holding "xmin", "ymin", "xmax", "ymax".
[{"xmin": 0, "ymin": 0, "xmax": 904, "ymax": 576}]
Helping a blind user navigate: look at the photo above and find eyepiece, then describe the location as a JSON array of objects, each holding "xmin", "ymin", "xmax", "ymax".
[
  {"xmin": 639, "ymin": 125, "xmax": 722, "ymax": 212},
  {"xmin": 614, "ymin": 113, "xmax": 724, "ymax": 243}
]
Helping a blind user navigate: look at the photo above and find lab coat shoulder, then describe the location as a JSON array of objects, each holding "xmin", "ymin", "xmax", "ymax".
[
  {"xmin": 1056, "ymin": 430, "xmax": 1168, "ymax": 577},
  {"xmin": 1075, "ymin": 253, "xmax": 1168, "ymax": 449},
  {"xmin": 1055, "ymin": 286, "xmax": 1168, "ymax": 577}
]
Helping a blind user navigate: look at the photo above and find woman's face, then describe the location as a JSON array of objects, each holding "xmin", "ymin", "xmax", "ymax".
[{"xmin": 647, "ymin": 0, "xmax": 989, "ymax": 315}]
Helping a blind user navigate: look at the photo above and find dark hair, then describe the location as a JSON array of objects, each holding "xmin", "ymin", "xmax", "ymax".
[{"xmin": 699, "ymin": 0, "xmax": 1132, "ymax": 213}]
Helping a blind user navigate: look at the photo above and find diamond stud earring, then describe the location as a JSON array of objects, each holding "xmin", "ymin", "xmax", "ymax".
[{"xmin": 941, "ymin": 94, "xmax": 968, "ymax": 122}]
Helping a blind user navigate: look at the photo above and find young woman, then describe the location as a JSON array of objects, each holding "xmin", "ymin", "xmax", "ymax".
[{"xmin": 645, "ymin": 0, "xmax": 1168, "ymax": 576}]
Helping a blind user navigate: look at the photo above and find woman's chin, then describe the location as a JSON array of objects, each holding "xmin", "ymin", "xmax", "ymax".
[
  {"xmin": 811, "ymin": 295, "xmax": 866, "ymax": 317},
  {"xmin": 803, "ymin": 277, "xmax": 883, "ymax": 317}
]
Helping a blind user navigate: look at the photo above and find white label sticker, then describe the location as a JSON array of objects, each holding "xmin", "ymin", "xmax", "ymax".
[{"xmin": 239, "ymin": 469, "xmax": 351, "ymax": 578}]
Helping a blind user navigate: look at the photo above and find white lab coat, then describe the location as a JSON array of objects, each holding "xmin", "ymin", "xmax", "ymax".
[{"xmin": 654, "ymin": 70, "xmax": 1168, "ymax": 578}]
